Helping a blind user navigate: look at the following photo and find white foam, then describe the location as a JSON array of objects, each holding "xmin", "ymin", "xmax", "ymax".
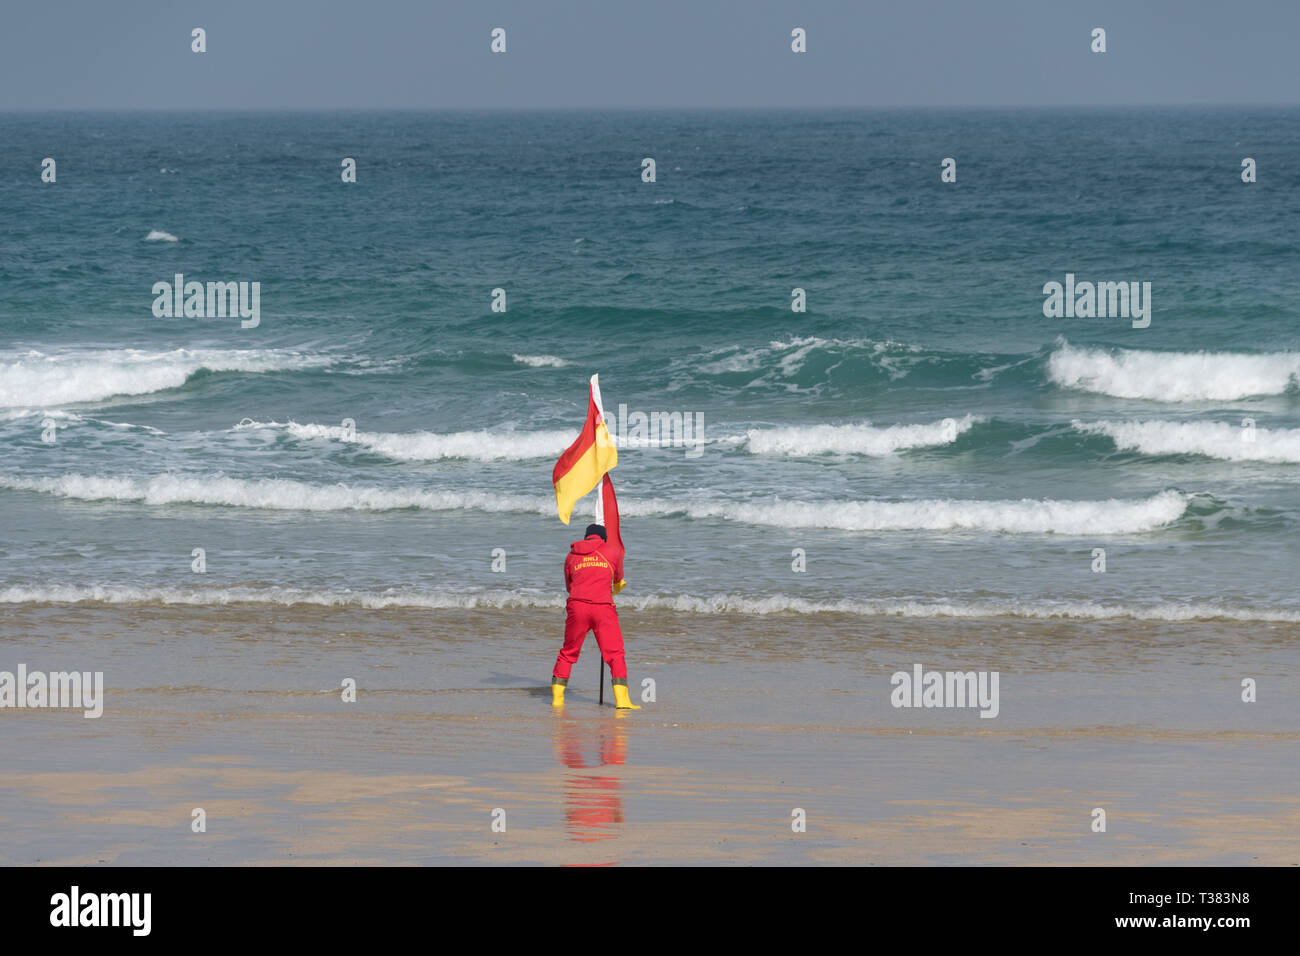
[
  {"xmin": 144, "ymin": 229, "xmax": 179, "ymax": 242},
  {"xmin": 1075, "ymin": 419, "xmax": 1300, "ymax": 463},
  {"xmin": 745, "ymin": 415, "xmax": 979, "ymax": 456},
  {"xmin": 234, "ymin": 420, "xmax": 574, "ymax": 461},
  {"xmin": 0, "ymin": 472, "xmax": 1191, "ymax": 534},
  {"xmin": 0, "ymin": 473, "xmax": 554, "ymax": 514},
  {"xmin": 0, "ymin": 348, "xmax": 332, "ymax": 408},
  {"xmin": 511, "ymin": 354, "xmax": 569, "ymax": 368},
  {"xmin": 1048, "ymin": 344, "xmax": 1300, "ymax": 401},
  {"xmin": 0, "ymin": 408, "xmax": 77, "ymax": 422},
  {"xmin": 0, "ymin": 410, "xmax": 164, "ymax": 436},
  {"xmin": 2, "ymin": 583, "xmax": 1296, "ymax": 623},
  {"xmin": 695, "ymin": 336, "xmax": 910, "ymax": 376},
  {"xmin": 0, "ymin": 584, "xmax": 565, "ymax": 611},
  {"xmin": 623, "ymin": 593, "xmax": 1300, "ymax": 623},
  {"xmin": 640, "ymin": 490, "xmax": 1191, "ymax": 534}
]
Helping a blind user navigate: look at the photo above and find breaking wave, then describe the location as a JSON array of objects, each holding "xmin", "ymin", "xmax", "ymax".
[
  {"xmin": 1075, "ymin": 419, "xmax": 1300, "ymax": 463},
  {"xmin": 1048, "ymin": 344, "xmax": 1300, "ymax": 401},
  {"xmin": 744, "ymin": 415, "xmax": 980, "ymax": 456},
  {"xmin": 234, "ymin": 420, "xmax": 573, "ymax": 461},
  {"xmin": 3, "ymin": 584, "xmax": 1297, "ymax": 623},
  {"xmin": 1, "ymin": 473, "xmax": 1192, "ymax": 534},
  {"xmin": 0, "ymin": 348, "xmax": 333, "ymax": 408}
]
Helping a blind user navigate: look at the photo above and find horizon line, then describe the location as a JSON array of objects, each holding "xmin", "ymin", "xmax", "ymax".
[{"xmin": 4, "ymin": 102, "xmax": 1299, "ymax": 114}]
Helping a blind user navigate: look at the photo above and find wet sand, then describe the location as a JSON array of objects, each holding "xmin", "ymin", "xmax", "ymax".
[{"xmin": 1, "ymin": 604, "xmax": 1297, "ymax": 865}]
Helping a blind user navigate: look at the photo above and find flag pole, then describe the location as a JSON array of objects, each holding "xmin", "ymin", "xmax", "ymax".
[{"xmin": 595, "ymin": 471, "xmax": 607, "ymax": 706}]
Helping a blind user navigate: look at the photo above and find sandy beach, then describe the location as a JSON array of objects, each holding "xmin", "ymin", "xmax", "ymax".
[
  {"xmin": 2, "ymin": 603, "xmax": 1296, "ymax": 866},
  {"xmin": 8, "ymin": 0, "xmax": 1300, "ymax": 892}
]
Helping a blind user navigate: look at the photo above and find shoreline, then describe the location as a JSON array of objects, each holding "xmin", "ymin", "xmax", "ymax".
[{"xmin": 1, "ymin": 604, "xmax": 1296, "ymax": 865}]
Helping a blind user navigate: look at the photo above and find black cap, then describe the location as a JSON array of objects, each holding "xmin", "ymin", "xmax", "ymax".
[{"xmin": 584, "ymin": 524, "xmax": 607, "ymax": 541}]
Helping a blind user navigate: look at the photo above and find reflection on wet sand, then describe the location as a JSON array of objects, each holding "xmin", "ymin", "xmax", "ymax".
[{"xmin": 554, "ymin": 711, "xmax": 629, "ymax": 864}]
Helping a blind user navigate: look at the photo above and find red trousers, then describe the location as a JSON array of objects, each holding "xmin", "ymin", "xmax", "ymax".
[{"xmin": 554, "ymin": 600, "xmax": 627, "ymax": 682}]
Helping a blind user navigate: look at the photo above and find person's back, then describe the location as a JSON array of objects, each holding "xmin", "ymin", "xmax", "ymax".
[
  {"xmin": 551, "ymin": 524, "xmax": 638, "ymax": 709},
  {"xmin": 565, "ymin": 535, "xmax": 623, "ymax": 605}
]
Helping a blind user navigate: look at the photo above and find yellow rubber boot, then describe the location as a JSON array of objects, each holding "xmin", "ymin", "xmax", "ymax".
[
  {"xmin": 551, "ymin": 682, "xmax": 566, "ymax": 706},
  {"xmin": 612, "ymin": 683, "xmax": 641, "ymax": 710}
]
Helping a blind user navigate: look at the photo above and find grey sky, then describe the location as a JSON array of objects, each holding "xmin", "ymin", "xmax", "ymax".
[{"xmin": 2, "ymin": 0, "xmax": 1296, "ymax": 110}]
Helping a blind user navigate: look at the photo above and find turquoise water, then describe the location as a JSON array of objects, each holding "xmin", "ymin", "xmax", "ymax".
[{"xmin": 3, "ymin": 109, "xmax": 1300, "ymax": 620}]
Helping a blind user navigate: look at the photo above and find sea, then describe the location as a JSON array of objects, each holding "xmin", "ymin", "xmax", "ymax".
[{"xmin": 3, "ymin": 108, "xmax": 1300, "ymax": 625}]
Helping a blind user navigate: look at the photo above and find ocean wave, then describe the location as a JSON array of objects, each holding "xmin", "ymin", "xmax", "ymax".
[
  {"xmin": 696, "ymin": 336, "xmax": 917, "ymax": 377},
  {"xmin": 0, "ymin": 410, "xmax": 167, "ymax": 439},
  {"xmin": 0, "ymin": 348, "xmax": 333, "ymax": 408},
  {"xmin": 511, "ymin": 354, "xmax": 569, "ymax": 368},
  {"xmin": 744, "ymin": 415, "xmax": 980, "ymax": 456},
  {"xmin": 1075, "ymin": 419, "xmax": 1300, "ymax": 462},
  {"xmin": 629, "ymin": 490, "xmax": 1192, "ymax": 534},
  {"xmin": 0, "ymin": 584, "xmax": 564, "ymax": 610},
  {"xmin": 241, "ymin": 416, "xmax": 976, "ymax": 459},
  {"xmin": 2, "ymin": 583, "xmax": 1297, "ymax": 623},
  {"xmin": 1048, "ymin": 344, "xmax": 1300, "ymax": 401},
  {"xmin": 670, "ymin": 335, "xmax": 991, "ymax": 395},
  {"xmin": 0, "ymin": 408, "xmax": 78, "ymax": 422},
  {"xmin": 0, "ymin": 473, "xmax": 1192, "ymax": 534},
  {"xmin": 143, "ymin": 229, "xmax": 179, "ymax": 242},
  {"xmin": 0, "ymin": 473, "xmax": 551, "ymax": 513},
  {"xmin": 624, "ymin": 593, "xmax": 1300, "ymax": 623},
  {"xmin": 233, "ymin": 420, "xmax": 574, "ymax": 461}
]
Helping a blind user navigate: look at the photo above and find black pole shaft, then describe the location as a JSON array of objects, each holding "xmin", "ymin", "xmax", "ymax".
[{"xmin": 599, "ymin": 657, "xmax": 605, "ymax": 705}]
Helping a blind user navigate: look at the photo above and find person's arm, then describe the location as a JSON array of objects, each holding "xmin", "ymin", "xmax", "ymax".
[{"xmin": 564, "ymin": 555, "xmax": 573, "ymax": 594}]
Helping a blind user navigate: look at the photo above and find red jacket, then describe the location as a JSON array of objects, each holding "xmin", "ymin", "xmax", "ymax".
[{"xmin": 565, "ymin": 535, "xmax": 624, "ymax": 605}]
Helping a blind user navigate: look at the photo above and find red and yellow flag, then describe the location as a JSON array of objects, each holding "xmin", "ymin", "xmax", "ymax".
[
  {"xmin": 599, "ymin": 474, "xmax": 622, "ymax": 553},
  {"xmin": 552, "ymin": 375, "xmax": 617, "ymax": 524},
  {"xmin": 600, "ymin": 473, "xmax": 627, "ymax": 594}
]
